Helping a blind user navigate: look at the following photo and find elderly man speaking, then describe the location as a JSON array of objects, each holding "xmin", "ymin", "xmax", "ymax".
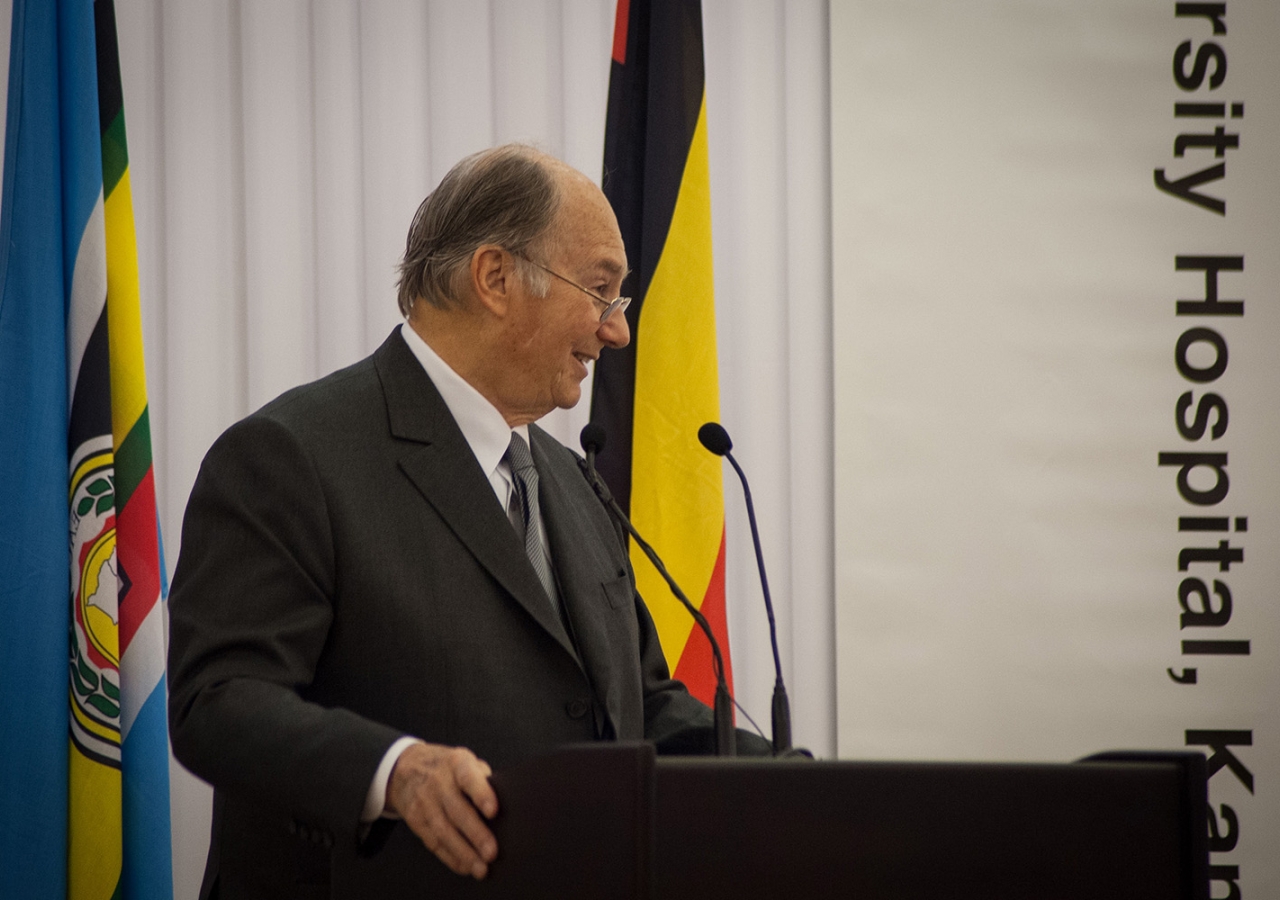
[{"xmin": 167, "ymin": 145, "xmax": 764, "ymax": 899}]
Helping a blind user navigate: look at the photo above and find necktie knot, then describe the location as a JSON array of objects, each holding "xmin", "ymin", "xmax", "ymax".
[{"xmin": 506, "ymin": 432, "xmax": 536, "ymax": 479}]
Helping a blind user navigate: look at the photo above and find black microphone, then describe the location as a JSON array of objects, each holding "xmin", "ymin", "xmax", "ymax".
[
  {"xmin": 698, "ymin": 422, "xmax": 793, "ymax": 755},
  {"xmin": 581, "ymin": 421, "xmax": 606, "ymax": 478},
  {"xmin": 579, "ymin": 424, "xmax": 736, "ymax": 756}
]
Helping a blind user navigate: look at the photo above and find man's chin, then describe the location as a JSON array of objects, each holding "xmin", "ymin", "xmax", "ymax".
[{"xmin": 555, "ymin": 388, "xmax": 583, "ymax": 411}]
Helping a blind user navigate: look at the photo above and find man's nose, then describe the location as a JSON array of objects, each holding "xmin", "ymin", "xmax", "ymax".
[{"xmin": 598, "ymin": 309, "xmax": 631, "ymax": 349}]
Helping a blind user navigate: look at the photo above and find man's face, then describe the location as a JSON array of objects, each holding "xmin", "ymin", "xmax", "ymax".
[{"xmin": 497, "ymin": 174, "xmax": 630, "ymax": 424}]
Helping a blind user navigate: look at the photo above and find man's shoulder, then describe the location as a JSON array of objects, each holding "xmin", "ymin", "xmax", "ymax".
[
  {"xmin": 255, "ymin": 354, "xmax": 379, "ymax": 427},
  {"xmin": 195, "ymin": 333, "xmax": 422, "ymax": 489},
  {"xmin": 247, "ymin": 328, "xmax": 417, "ymax": 435},
  {"xmin": 195, "ymin": 356, "xmax": 383, "ymax": 484}
]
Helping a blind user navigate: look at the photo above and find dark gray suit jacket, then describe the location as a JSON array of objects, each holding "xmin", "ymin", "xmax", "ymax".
[{"xmin": 168, "ymin": 330, "xmax": 740, "ymax": 899}]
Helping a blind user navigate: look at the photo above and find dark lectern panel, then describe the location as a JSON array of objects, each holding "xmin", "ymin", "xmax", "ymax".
[
  {"xmin": 330, "ymin": 746, "xmax": 1204, "ymax": 899},
  {"xmin": 654, "ymin": 758, "xmax": 1195, "ymax": 900}
]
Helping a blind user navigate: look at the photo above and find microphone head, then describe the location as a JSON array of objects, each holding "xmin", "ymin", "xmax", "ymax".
[
  {"xmin": 580, "ymin": 422, "xmax": 607, "ymax": 455},
  {"xmin": 698, "ymin": 422, "xmax": 733, "ymax": 456}
]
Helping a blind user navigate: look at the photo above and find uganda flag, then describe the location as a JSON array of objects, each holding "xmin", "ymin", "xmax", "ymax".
[
  {"xmin": 0, "ymin": 2, "xmax": 172, "ymax": 898},
  {"xmin": 591, "ymin": 0, "xmax": 731, "ymax": 705}
]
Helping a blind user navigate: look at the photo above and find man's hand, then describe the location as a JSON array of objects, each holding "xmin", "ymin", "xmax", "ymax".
[{"xmin": 386, "ymin": 742, "xmax": 499, "ymax": 879}]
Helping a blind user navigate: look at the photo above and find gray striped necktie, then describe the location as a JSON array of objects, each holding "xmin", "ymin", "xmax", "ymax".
[{"xmin": 504, "ymin": 433, "xmax": 559, "ymax": 609}]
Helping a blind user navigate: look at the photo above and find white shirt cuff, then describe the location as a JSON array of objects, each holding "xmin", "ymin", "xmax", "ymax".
[{"xmin": 361, "ymin": 736, "xmax": 424, "ymax": 823}]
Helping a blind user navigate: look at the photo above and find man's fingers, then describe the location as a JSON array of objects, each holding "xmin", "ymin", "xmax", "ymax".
[
  {"xmin": 411, "ymin": 804, "xmax": 490, "ymax": 879},
  {"xmin": 439, "ymin": 781, "xmax": 497, "ymax": 862}
]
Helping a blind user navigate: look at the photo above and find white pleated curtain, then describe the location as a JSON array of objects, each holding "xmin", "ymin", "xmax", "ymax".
[{"xmin": 7, "ymin": 1, "xmax": 833, "ymax": 893}]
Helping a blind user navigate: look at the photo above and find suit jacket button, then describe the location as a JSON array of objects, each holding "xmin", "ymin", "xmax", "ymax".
[{"xmin": 565, "ymin": 699, "xmax": 589, "ymax": 719}]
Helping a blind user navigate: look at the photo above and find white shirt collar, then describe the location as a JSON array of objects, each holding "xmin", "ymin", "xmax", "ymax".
[{"xmin": 399, "ymin": 321, "xmax": 528, "ymax": 486}]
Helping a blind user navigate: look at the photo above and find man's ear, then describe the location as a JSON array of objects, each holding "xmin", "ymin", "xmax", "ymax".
[{"xmin": 470, "ymin": 245, "xmax": 514, "ymax": 316}]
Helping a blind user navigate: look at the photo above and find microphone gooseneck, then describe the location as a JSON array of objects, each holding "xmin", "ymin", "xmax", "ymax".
[
  {"xmin": 699, "ymin": 421, "xmax": 793, "ymax": 755},
  {"xmin": 579, "ymin": 424, "xmax": 736, "ymax": 756}
]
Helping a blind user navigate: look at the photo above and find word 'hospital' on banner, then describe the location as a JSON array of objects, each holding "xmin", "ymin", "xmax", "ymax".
[{"xmin": 1154, "ymin": 6, "xmax": 1255, "ymax": 900}]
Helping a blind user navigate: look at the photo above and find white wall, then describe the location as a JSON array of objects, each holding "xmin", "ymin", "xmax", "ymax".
[{"xmin": 832, "ymin": 0, "xmax": 1278, "ymax": 893}]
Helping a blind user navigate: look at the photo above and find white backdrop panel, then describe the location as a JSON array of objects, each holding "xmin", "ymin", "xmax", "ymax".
[{"xmin": 832, "ymin": 0, "xmax": 1279, "ymax": 893}]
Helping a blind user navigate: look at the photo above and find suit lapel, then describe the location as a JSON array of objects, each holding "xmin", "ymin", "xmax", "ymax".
[
  {"xmin": 531, "ymin": 425, "xmax": 624, "ymax": 731},
  {"xmin": 373, "ymin": 331, "xmax": 578, "ymax": 661}
]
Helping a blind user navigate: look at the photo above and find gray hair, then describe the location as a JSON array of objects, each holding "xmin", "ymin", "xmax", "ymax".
[{"xmin": 397, "ymin": 144, "xmax": 560, "ymax": 316}]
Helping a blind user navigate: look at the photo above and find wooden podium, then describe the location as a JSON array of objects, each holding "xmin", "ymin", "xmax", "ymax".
[{"xmin": 333, "ymin": 743, "xmax": 1208, "ymax": 900}]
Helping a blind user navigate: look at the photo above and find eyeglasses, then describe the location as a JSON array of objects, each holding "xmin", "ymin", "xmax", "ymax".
[{"xmin": 519, "ymin": 256, "xmax": 631, "ymax": 324}]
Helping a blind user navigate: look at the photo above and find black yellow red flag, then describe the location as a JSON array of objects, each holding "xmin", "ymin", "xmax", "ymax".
[{"xmin": 591, "ymin": 0, "xmax": 732, "ymax": 704}]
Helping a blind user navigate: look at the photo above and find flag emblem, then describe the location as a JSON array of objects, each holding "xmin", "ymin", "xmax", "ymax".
[{"xmin": 70, "ymin": 442, "xmax": 123, "ymax": 768}]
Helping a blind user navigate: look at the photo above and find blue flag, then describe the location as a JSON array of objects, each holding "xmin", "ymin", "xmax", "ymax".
[{"xmin": 0, "ymin": 1, "xmax": 73, "ymax": 897}]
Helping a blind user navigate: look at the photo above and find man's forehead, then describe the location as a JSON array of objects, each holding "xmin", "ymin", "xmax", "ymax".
[{"xmin": 575, "ymin": 241, "xmax": 628, "ymax": 280}]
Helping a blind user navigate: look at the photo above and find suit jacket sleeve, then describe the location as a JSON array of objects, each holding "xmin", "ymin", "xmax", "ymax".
[{"xmin": 167, "ymin": 414, "xmax": 401, "ymax": 843}]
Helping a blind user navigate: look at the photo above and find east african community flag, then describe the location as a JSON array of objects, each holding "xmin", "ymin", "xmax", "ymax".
[{"xmin": 0, "ymin": 1, "xmax": 172, "ymax": 898}]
